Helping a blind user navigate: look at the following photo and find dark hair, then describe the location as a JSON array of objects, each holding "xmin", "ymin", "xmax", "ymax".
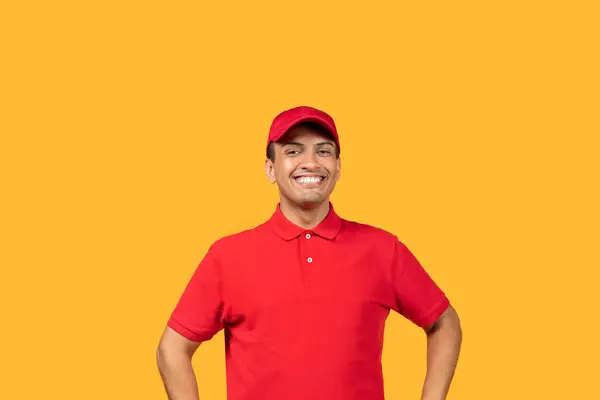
[{"xmin": 267, "ymin": 121, "xmax": 339, "ymax": 161}]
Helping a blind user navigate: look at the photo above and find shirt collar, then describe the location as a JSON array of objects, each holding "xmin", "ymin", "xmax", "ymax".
[{"xmin": 268, "ymin": 201, "xmax": 343, "ymax": 241}]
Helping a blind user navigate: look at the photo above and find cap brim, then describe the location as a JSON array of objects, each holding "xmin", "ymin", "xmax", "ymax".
[{"xmin": 270, "ymin": 115, "xmax": 337, "ymax": 143}]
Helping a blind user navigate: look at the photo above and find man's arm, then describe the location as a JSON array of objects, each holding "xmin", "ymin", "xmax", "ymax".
[
  {"xmin": 157, "ymin": 326, "xmax": 203, "ymax": 400},
  {"xmin": 420, "ymin": 304, "xmax": 462, "ymax": 400}
]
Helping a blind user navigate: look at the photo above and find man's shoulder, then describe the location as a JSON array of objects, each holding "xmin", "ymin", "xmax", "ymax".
[
  {"xmin": 340, "ymin": 217, "xmax": 398, "ymax": 241},
  {"xmin": 208, "ymin": 221, "xmax": 270, "ymax": 252}
]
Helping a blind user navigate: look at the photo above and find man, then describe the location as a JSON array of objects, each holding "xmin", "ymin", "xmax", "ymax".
[{"xmin": 157, "ymin": 106, "xmax": 462, "ymax": 400}]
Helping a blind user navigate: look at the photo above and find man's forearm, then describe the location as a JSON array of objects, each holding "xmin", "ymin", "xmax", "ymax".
[
  {"xmin": 421, "ymin": 306, "xmax": 462, "ymax": 400},
  {"xmin": 157, "ymin": 349, "xmax": 200, "ymax": 400}
]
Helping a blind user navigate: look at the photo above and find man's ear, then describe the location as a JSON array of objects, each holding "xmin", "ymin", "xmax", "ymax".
[{"xmin": 265, "ymin": 159, "xmax": 276, "ymax": 184}]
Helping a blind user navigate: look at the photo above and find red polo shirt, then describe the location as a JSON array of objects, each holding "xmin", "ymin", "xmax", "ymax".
[{"xmin": 167, "ymin": 202, "xmax": 449, "ymax": 400}]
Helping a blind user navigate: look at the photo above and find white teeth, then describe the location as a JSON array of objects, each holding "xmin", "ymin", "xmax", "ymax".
[{"xmin": 297, "ymin": 177, "xmax": 322, "ymax": 184}]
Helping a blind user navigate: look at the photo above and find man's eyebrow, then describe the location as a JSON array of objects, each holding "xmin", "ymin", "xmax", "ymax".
[
  {"xmin": 281, "ymin": 141, "xmax": 335, "ymax": 147},
  {"xmin": 281, "ymin": 141, "xmax": 304, "ymax": 147},
  {"xmin": 316, "ymin": 141, "xmax": 335, "ymax": 147}
]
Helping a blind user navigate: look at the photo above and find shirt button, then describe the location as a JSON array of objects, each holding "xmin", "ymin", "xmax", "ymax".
[
  {"xmin": 307, "ymin": 257, "xmax": 313, "ymax": 263},
  {"xmin": 305, "ymin": 233, "xmax": 311, "ymax": 239}
]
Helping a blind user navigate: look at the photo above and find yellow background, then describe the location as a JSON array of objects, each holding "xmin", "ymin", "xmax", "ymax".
[{"xmin": 1, "ymin": 1, "xmax": 599, "ymax": 399}]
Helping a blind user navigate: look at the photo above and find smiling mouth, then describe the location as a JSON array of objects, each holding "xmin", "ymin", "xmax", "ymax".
[{"xmin": 293, "ymin": 175, "xmax": 325, "ymax": 187}]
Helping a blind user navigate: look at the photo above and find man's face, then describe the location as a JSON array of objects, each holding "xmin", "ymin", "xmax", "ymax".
[{"xmin": 265, "ymin": 124, "xmax": 341, "ymax": 209}]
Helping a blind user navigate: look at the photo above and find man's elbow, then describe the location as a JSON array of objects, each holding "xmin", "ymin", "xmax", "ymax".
[{"xmin": 157, "ymin": 339, "xmax": 176, "ymax": 370}]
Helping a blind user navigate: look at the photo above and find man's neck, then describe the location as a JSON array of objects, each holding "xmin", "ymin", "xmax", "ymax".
[{"xmin": 279, "ymin": 199, "xmax": 330, "ymax": 230}]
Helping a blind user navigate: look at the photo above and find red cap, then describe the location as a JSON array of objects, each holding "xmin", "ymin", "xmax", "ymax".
[{"xmin": 266, "ymin": 106, "xmax": 340, "ymax": 157}]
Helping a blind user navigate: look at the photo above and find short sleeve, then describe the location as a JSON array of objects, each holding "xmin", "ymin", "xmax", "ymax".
[
  {"xmin": 167, "ymin": 245, "xmax": 225, "ymax": 342},
  {"xmin": 390, "ymin": 238, "xmax": 450, "ymax": 327}
]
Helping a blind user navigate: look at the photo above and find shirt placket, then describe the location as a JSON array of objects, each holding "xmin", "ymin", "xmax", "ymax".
[{"xmin": 298, "ymin": 230, "xmax": 316, "ymax": 291}]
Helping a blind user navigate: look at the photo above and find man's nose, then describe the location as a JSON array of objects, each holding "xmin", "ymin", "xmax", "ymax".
[{"xmin": 298, "ymin": 150, "xmax": 319, "ymax": 168}]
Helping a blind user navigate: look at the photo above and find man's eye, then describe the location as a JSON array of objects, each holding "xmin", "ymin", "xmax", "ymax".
[
  {"xmin": 286, "ymin": 150, "xmax": 300, "ymax": 155},
  {"xmin": 318, "ymin": 150, "xmax": 331, "ymax": 155}
]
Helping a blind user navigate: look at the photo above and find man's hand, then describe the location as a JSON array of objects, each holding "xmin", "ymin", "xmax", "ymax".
[{"xmin": 420, "ymin": 304, "xmax": 462, "ymax": 400}]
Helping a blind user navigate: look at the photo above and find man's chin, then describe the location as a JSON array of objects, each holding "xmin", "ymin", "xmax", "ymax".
[{"xmin": 296, "ymin": 195, "xmax": 326, "ymax": 209}]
